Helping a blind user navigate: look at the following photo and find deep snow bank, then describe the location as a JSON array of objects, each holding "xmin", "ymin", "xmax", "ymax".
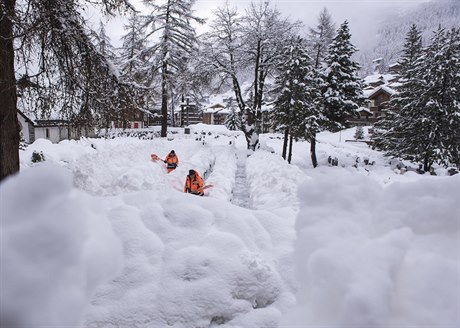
[
  {"xmin": 283, "ymin": 170, "xmax": 460, "ymax": 327},
  {"xmin": 0, "ymin": 163, "xmax": 122, "ymax": 327},
  {"xmin": 85, "ymin": 189, "xmax": 295, "ymax": 327}
]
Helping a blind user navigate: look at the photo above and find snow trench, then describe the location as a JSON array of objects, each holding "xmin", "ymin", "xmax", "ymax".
[{"xmin": 231, "ymin": 150, "xmax": 252, "ymax": 208}]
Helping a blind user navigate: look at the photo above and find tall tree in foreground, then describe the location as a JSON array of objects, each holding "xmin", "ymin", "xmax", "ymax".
[
  {"xmin": 321, "ymin": 20, "xmax": 364, "ymax": 132},
  {"xmin": 0, "ymin": 0, "xmax": 18, "ymax": 181},
  {"xmin": 0, "ymin": 0, "xmax": 134, "ymax": 182},
  {"xmin": 143, "ymin": 0, "xmax": 204, "ymax": 137}
]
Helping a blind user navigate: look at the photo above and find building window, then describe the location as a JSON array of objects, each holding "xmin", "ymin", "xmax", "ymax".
[{"xmin": 45, "ymin": 128, "xmax": 50, "ymax": 139}]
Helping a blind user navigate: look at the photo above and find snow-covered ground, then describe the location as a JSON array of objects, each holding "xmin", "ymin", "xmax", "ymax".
[{"xmin": 1, "ymin": 125, "xmax": 459, "ymax": 328}]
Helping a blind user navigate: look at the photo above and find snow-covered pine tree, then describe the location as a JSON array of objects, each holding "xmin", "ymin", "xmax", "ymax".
[
  {"xmin": 224, "ymin": 103, "xmax": 241, "ymax": 131},
  {"xmin": 307, "ymin": 7, "xmax": 335, "ymax": 69},
  {"xmin": 374, "ymin": 26, "xmax": 460, "ymax": 171},
  {"xmin": 354, "ymin": 126, "xmax": 364, "ymax": 140},
  {"xmin": 272, "ymin": 37, "xmax": 323, "ymax": 165},
  {"xmin": 372, "ymin": 24, "xmax": 424, "ymax": 155},
  {"xmin": 142, "ymin": 0, "xmax": 204, "ymax": 137},
  {"xmin": 409, "ymin": 26, "xmax": 460, "ymax": 170},
  {"xmin": 321, "ymin": 20, "xmax": 364, "ymax": 132}
]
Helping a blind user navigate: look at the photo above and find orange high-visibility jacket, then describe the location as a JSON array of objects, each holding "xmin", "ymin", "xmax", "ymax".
[
  {"xmin": 165, "ymin": 154, "xmax": 179, "ymax": 171},
  {"xmin": 184, "ymin": 172, "xmax": 204, "ymax": 194}
]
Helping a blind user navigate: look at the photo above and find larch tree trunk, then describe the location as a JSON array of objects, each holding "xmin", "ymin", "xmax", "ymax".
[
  {"xmin": 0, "ymin": 0, "xmax": 19, "ymax": 182},
  {"xmin": 287, "ymin": 134, "xmax": 293, "ymax": 164},
  {"xmin": 310, "ymin": 134, "xmax": 318, "ymax": 168},
  {"xmin": 282, "ymin": 128, "xmax": 289, "ymax": 160},
  {"xmin": 160, "ymin": 61, "xmax": 168, "ymax": 137}
]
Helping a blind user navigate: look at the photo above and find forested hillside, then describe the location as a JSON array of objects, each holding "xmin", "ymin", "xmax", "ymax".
[{"xmin": 358, "ymin": 0, "xmax": 459, "ymax": 75}]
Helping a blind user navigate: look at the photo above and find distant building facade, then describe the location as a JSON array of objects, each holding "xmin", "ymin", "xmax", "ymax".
[{"xmin": 18, "ymin": 110, "xmax": 97, "ymax": 144}]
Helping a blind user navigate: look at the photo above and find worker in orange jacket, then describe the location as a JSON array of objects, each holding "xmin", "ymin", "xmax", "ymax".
[
  {"xmin": 164, "ymin": 150, "xmax": 179, "ymax": 173},
  {"xmin": 184, "ymin": 169, "xmax": 204, "ymax": 196}
]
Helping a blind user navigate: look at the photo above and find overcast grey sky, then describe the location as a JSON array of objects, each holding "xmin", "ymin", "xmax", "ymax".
[
  {"xmin": 96, "ymin": 0, "xmax": 435, "ymax": 49},
  {"xmin": 192, "ymin": 0, "xmax": 435, "ymax": 48}
]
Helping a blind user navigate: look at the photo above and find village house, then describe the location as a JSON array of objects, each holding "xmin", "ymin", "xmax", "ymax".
[
  {"xmin": 17, "ymin": 110, "xmax": 97, "ymax": 144},
  {"xmin": 202, "ymin": 103, "xmax": 229, "ymax": 125},
  {"xmin": 178, "ymin": 97, "xmax": 202, "ymax": 127},
  {"xmin": 351, "ymin": 64, "xmax": 401, "ymax": 126},
  {"xmin": 111, "ymin": 107, "xmax": 153, "ymax": 129}
]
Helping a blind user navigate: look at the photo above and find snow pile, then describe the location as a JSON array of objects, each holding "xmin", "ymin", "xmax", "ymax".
[
  {"xmin": 283, "ymin": 170, "xmax": 460, "ymax": 327},
  {"xmin": 246, "ymin": 150, "xmax": 306, "ymax": 210},
  {"xmin": 0, "ymin": 163, "xmax": 122, "ymax": 327},
  {"xmin": 85, "ymin": 190, "xmax": 292, "ymax": 327},
  {"xmin": 11, "ymin": 134, "xmax": 295, "ymax": 327},
  {"xmin": 4, "ymin": 126, "xmax": 459, "ymax": 327}
]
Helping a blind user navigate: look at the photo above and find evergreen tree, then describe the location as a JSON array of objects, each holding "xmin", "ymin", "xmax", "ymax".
[
  {"xmin": 321, "ymin": 20, "xmax": 364, "ymax": 132},
  {"xmin": 354, "ymin": 126, "xmax": 364, "ymax": 140},
  {"xmin": 307, "ymin": 7, "xmax": 335, "ymax": 69},
  {"xmin": 272, "ymin": 37, "xmax": 323, "ymax": 166},
  {"xmin": 224, "ymin": 103, "xmax": 241, "ymax": 131},
  {"xmin": 143, "ymin": 0, "xmax": 204, "ymax": 137},
  {"xmin": 373, "ymin": 25, "xmax": 424, "ymax": 155},
  {"xmin": 374, "ymin": 26, "xmax": 460, "ymax": 171}
]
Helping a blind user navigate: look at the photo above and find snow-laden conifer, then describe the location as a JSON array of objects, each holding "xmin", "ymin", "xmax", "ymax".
[
  {"xmin": 272, "ymin": 37, "xmax": 323, "ymax": 166},
  {"xmin": 321, "ymin": 21, "xmax": 364, "ymax": 132},
  {"xmin": 373, "ymin": 25, "xmax": 424, "ymax": 158},
  {"xmin": 374, "ymin": 26, "xmax": 460, "ymax": 171}
]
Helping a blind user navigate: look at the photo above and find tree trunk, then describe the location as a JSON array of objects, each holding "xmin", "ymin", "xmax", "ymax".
[
  {"xmin": 0, "ymin": 0, "xmax": 19, "ymax": 182},
  {"xmin": 287, "ymin": 134, "xmax": 293, "ymax": 164},
  {"xmin": 282, "ymin": 128, "xmax": 289, "ymax": 159},
  {"xmin": 310, "ymin": 134, "xmax": 318, "ymax": 168},
  {"xmin": 160, "ymin": 61, "xmax": 168, "ymax": 137},
  {"xmin": 423, "ymin": 155, "xmax": 431, "ymax": 172},
  {"xmin": 245, "ymin": 129, "xmax": 259, "ymax": 151}
]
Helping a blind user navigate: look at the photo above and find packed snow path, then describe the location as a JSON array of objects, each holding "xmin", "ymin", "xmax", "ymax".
[{"xmin": 231, "ymin": 151, "xmax": 251, "ymax": 208}]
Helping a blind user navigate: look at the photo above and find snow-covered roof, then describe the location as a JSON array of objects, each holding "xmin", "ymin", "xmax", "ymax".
[
  {"xmin": 363, "ymin": 88, "xmax": 376, "ymax": 98},
  {"xmin": 203, "ymin": 107, "xmax": 231, "ymax": 115},
  {"xmin": 367, "ymin": 85, "xmax": 397, "ymax": 99},
  {"xmin": 363, "ymin": 73, "xmax": 398, "ymax": 86},
  {"xmin": 207, "ymin": 103, "xmax": 226, "ymax": 109},
  {"xmin": 357, "ymin": 107, "xmax": 372, "ymax": 114}
]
